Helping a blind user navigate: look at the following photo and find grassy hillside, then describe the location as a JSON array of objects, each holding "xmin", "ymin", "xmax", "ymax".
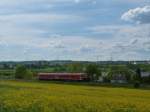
[{"xmin": 0, "ymin": 80, "xmax": 150, "ymax": 112}]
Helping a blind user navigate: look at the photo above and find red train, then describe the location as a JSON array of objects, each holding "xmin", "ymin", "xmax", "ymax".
[{"xmin": 38, "ymin": 73, "xmax": 88, "ymax": 81}]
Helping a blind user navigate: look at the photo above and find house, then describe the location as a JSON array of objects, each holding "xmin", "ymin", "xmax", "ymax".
[
  {"xmin": 110, "ymin": 74, "xmax": 127, "ymax": 83},
  {"xmin": 141, "ymin": 72, "xmax": 150, "ymax": 78},
  {"xmin": 140, "ymin": 72, "xmax": 150, "ymax": 83}
]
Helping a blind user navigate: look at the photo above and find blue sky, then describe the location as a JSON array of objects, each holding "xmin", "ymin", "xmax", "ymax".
[{"xmin": 0, "ymin": 0, "xmax": 150, "ymax": 61}]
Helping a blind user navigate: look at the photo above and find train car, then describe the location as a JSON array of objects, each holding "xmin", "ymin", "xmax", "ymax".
[{"xmin": 38, "ymin": 73, "xmax": 88, "ymax": 81}]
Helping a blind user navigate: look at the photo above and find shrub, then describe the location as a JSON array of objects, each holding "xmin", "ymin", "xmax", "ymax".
[
  {"xmin": 133, "ymin": 81, "xmax": 140, "ymax": 88},
  {"xmin": 15, "ymin": 65, "xmax": 33, "ymax": 80},
  {"xmin": 24, "ymin": 70, "xmax": 33, "ymax": 80},
  {"xmin": 103, "ymin": 76, "xmax": 110, "ymax": 83}
]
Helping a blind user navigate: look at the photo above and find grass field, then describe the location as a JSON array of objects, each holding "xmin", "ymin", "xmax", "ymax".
[{"xmin": 0, "ymin": 80, "xmax": 150, "ymax": 112}]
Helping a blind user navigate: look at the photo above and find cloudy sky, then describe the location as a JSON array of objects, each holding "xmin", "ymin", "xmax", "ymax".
[{"xmin": 0, "ymin": 0, "xmax": 150, "ymax": 61}]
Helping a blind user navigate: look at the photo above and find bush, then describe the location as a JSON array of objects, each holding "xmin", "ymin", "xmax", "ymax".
[
  {"xmin": 134, "ymin": 81, "xmax": 140, "ymax": 88},
  {"xmin": 24, "ymin": 70, "xmax": 33, "ymax": 80},
  {"xmin": 103, "ymin": 76, "xmax": 110, "ymax": 83},
  {"xmin": 15, "ymin": 65, "xmax": 33, "ymax": 80}
]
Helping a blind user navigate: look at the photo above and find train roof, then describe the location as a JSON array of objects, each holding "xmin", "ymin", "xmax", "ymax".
[{"xmin": 38, "ymin": 73, "xmax": 86, "ymax": 76}]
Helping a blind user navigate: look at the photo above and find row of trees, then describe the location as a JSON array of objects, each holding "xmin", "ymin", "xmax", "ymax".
[
  {"xmin": 14, "ymin": 64, "xmax": 150, "ymax": 86},
  {"xmin": 85, "ymin": 64, "xmax": 150, "ymax": 85}
]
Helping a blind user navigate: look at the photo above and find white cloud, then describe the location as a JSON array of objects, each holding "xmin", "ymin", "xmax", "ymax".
[
  {"xmin": 74, "ymin": 0, "xmax": 97, "ymax": 4},
  {"xmin": 88, "ymin": 25, "xmax": 131, "ymax": 34},
  {"xmin": 74, "ymin": 0, "xmax": 80, "ymax": 3},
  {"xmin": 121, "ymin": 6, "xmax": 150, "ymax": 24},
  {"xmin": 87, "ymin": 24, "xmax": 150, "ymax": 60},
  {"xmin": 0, "ymin": 0, "xmax": 150, "ymax": 61},
  {"xmin": 1, "ymin": 23, "xmax": 150, "ymax": 61},
  {"xmin": 0, "ymin": 13, "xmax": 82, "ymax": 24}
]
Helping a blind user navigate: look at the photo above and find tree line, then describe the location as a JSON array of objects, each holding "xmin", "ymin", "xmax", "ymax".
[{"xmin": 14, "ymin": 63, "xmax": 150, "ymax": 87}]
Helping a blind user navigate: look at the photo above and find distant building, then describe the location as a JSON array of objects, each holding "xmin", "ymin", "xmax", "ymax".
[
  {"xmin": 110, "ymin": 74, "xmax": 127, "ymax": 84},
  {"xmin": 141, "ymin": 72, "xmax": 150, "ymax": 78}
]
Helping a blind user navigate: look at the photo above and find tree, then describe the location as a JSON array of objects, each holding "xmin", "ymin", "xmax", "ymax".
[
  {"xmin": 86, "ymin": 64, "xmax": 101, "ymax": 81},
  {"xmin": 24, "ymin": 70, "xmax": 33, "ymax": 80},
  {"xmin": 15, "ymin": 65, "xmax": 33, "ymax": 79},
  {"xmin": 134, "ymin": 68, "xmax": 142, "ymax": 82},
  {"xmin": 67, "ymin": 63, "xmax": 84, "ymax": 73}
]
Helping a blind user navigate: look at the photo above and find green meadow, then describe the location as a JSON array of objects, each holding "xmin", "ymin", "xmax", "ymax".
[{"xmin": 0, "ymin": 80, "xmax": 150, "ymax": 112}]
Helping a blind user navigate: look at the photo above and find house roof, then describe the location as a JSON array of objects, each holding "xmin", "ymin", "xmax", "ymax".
[{"xmin": 141, "ymin": 72, "xmax": 150, "ymax": 77}]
